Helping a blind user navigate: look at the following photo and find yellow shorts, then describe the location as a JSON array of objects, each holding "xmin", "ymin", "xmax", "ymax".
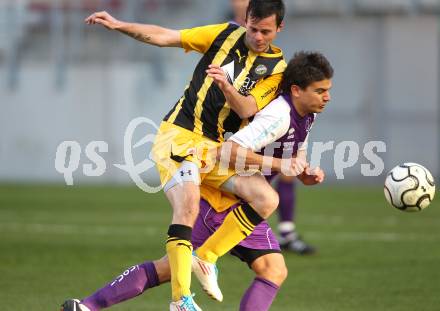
[
  {"xmin": 200, "ymin": 184, "xmax": 240, "ymax": 213},
  {"xmin": 152, "ymin": 121, "xmax": 236, "ymax": 191}
]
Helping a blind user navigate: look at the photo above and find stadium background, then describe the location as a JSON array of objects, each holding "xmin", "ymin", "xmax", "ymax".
[{"xmin": 0, "ymin": 0, "xmax": 439, "ymax": 310}]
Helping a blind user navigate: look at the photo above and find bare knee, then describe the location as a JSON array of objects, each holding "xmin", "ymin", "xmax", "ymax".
[
  {"xmin": 233, "ymin": 175, "xmax": 279, "ymax": 218},
  {"xmin": 153, "ymin": 256, "xmax": 170, "ymax": 284},
  {"xmin": 251, "ymin": 254, "xmax": 288, "ymax": 287},
  {"xmin": 255, "ymin": 188, "xmax": 279, "ymax": 218},
  {"xmin": 257, "ymin": 263, "xmax": 288, "ymax": 286}
]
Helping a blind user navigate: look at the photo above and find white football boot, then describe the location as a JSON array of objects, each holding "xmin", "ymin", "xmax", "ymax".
[
  {"xmin": 192, "ymin": 252, "xmax": 223, "ymax": 302},
  {"xmin": 169, "ymin": 295, "xmax": 202, "ymax": 311},
  {"xmin": 60, "ymin": 299, "xmax": 91, "ymax": 311}
]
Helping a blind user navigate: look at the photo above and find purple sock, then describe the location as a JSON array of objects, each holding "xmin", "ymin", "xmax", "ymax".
[
  {"xmin": 277, "ymin": 179, "xmax": 296, "ymax": 226},
  {"xmin": 240, "ymin": 277, "xmax": 279, "ymax": 311},
  {"xmin": 81, "ymin": 261, "xmax": 159, "ymax": 311}
]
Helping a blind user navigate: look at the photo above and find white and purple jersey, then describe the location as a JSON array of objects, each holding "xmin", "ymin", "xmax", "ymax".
[
  {"xmin": 192, "ymin": 95, "xmax": 316, "ymax": 255},
  {"xmin": 229, "ymin": 93, "xmax": 315, "ymax": 160}
]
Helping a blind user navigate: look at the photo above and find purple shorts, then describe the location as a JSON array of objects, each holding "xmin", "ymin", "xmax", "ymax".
[{"xmin": 192, "ymin": 199, "xmax": 280, "ymax": 264}]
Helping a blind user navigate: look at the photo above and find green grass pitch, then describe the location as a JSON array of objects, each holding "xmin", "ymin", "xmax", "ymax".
[{"xmin": 0, "ymin": 184, "xmax": 439, "ymax": 311}]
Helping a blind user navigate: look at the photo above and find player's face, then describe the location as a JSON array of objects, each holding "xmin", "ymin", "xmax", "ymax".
[
  {"xmin": 245, "ymin": 14, "xmax": 282, "ymax": 53},
  {"xmin": 294, "ymin": 79, "xmax": 332, "ymax": 115}
]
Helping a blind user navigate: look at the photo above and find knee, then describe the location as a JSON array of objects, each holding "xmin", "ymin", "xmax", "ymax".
[
  {"xmin": 255, "ymin": 261, "xmax": 288, "ymax": 286},
  {"xmin": 254, "ymin": 188, "xmax": 279, "ymax": 219},
  {"xmin": 235, "ymin": 179, "xmax": 279, "ymax": 218},
  {"xmin": 275, "ymin": 264, "xmax": 288, "ymax": 284},
  {"xmin": 153, "ymin": 256, "xmax": 170, "ymax": 284}
]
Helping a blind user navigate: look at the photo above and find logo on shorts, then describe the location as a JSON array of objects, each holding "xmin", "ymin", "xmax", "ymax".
[
  {"xmin": 180, "ymin": 170, "xmax": 192, "ymax": 177},
  {"xmin": 255, "ymin": 64, "xmax": 268, "ymax": 75}
]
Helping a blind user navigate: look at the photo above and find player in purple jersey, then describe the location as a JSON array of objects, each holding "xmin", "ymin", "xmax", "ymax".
[
  {"xmin": 61, "ymin": 51, "xmax": 333, "ymax": 311},
  {"xmin": 191, "ymin": 51, "xmax": 332, "ymax": 298},
  {"xmin": 229, "ymin": 0, "xmax": 317, "ymax": 255}
]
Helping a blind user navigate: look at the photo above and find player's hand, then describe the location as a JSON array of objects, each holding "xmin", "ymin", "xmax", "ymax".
[
  {"xmin": 280, "ymin": 157, "xmax": 308, "ymax": 176},
  {"xmin": 85, "ymin": 11, "xmax": 121, "ymax": 30},
  {"xmin": 206, "ymin": 64, "xmax": 231, "ymax": 91},
  {"xmin": 299, "ymin": 165, "xmax": 325, "ymax": 185}
]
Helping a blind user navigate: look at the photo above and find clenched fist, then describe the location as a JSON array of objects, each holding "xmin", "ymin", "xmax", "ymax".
[{"xmin": 298, "ymin": 165, "xmax": 325, "ymax": 185}]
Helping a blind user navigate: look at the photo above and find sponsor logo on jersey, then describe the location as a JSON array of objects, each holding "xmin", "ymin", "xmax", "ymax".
[
  {"xmin": 235, "ymin": 49, "xmax": 246, "ymax": 63},
  {"xmin": 287, "ymin": 128, "xmax": 295, "ymax": 139},
  {"xmin": 252, "ymin": 117, "xmax": 283, "ymax": 147},
  {"xmin": 260, "ymin": 86, "xmax": 277, "ymax": 100},
  {"xmin": 255, "ymin": 64, "xmax": 268, "ymax": 75}
]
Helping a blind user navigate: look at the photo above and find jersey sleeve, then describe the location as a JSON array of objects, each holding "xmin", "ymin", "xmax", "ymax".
[
  {"xmin": 249, "ymin": 73, "xmax": 283, "ymax": 110},
  {"xmin": 228, "ymin": 98, "xmax": 290, "ymax": 151},
  {"xmin": 180, "ymin": 23, "xmax": 230, "ymax": 54}
]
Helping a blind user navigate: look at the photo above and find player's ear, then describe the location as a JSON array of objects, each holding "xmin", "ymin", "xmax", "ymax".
[
  {"xmin": 276, "ymin": 21, "xmax": 284, "ymax": 32},
  {"xmin": 290, "ymin": 85, "xmax": 300, "ymax": 98}
]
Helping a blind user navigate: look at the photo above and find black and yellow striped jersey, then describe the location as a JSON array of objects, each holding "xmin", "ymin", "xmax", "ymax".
[{"xmin": 163, "ymin": 22, "xmax": 286, "ymax": 142}]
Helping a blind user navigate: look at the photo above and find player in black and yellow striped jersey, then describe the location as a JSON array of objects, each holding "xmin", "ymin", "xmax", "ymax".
[
  {"xmin": 85, "ymin": 1, "xmax": 286, "ymax": 309},
  {"xmin": 164, "ymin": 22, "xmax": 285, "ymax": 142}
]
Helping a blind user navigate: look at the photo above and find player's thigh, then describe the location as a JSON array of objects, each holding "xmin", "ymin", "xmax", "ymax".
[
  {"xmin": 234, "ymin": 174, "xmax": 277, "ymax": 202},
  {"xmin": 164, "ymin": 163, "xmax": 201, "ymax": 225},
  {"xmin": 153, "ymin": 122, "xmax": 218, "ymax": 225},
  {"xmin": 201, "ymin": 162, "xmax": 278, "ymax": 209},
  {"xmin": 225, "ymin": 174, "xmax": 279, "ymax": 217},
  {"xmin": 152, "ymin": 121, "xmax": 218, "ymax": 187},
  {"xmin": 251, "ymin": 253, "xmax": 288, "ymax": 286},
  {"xmin": 232, "ymin": 173, "xmax": 273, "ymax": 200}
]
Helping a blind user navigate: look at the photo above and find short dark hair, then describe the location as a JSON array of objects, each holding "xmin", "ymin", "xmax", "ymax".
[
  {"xmin": 281, "ymin": 51, "xmax": 334, "ymax": 94},
  {"xmin": 246, "ymin": 0, "xmax": 285, "ymax": 27}
]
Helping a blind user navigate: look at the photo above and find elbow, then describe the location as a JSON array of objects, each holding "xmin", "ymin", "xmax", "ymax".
[
  {"xmin": 237, "ymin": 108, "xmax": 257, "ymax": 119},
  {"xmin": 237, "ymin": 101, "xmax": 258, "ymax": 119},
  {"xmin": 152, "ymin": 40, "xmax": 167, "ymax": 47},
  {"xmin": 237, "ymin": 111, "xmax": 251, "ymax": 119},
  {"xmin": 154, "ymin": 41, "xmax": 180, "ymax": 48}
]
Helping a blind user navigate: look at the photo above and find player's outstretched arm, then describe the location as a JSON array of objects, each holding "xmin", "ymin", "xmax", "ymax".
[
  {"xmin": 85, "ymin": 11, "xmax": 182, "ymax": 48},
  {"xmin": 206, "ymin": 64, "xmax": 258, "ymax": 119},
  {"xmin": 218, "ymin": 141, "xmax": 307, "ymax": 177},
  {"xmin": 218, "ymin": 140, "xmax": 278, "ymax": 172}
]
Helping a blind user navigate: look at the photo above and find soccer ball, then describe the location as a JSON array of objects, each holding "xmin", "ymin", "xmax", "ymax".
[{"xmin": 384, "ymin": 163, "xmax": 435, "ymax": 212}]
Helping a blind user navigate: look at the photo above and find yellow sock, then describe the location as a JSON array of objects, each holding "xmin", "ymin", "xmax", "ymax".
[
  {"xmin": 166, "ymin": 225, "xmax": 193, "ymax": 301},
  {"xmin": 196, "ymin": 203, "xmax": 263, "ymax": 263}
]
